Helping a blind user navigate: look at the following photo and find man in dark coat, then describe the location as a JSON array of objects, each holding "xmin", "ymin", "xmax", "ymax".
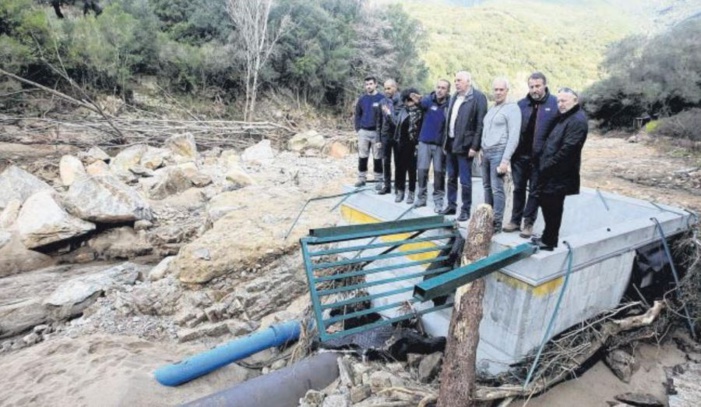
[
  {"xmin": 503, "ymin": 72, "xmax": 559, "ymax": 238},
  {"xmin": 533, "ymin": 87, "xmax": 588, "ymax": 251},
  {"xmin": 378, "ymin": 79, "xmax": 401, "ymax": 194},
  {"xmin": 440, "ymin": 71, "xmax": 488, "ymax": 222}
]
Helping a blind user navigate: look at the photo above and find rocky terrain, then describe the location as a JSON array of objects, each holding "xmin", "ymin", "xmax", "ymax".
[{"xmin": 0, "ymin": 128, "xmax": 699, "ymax": 406}]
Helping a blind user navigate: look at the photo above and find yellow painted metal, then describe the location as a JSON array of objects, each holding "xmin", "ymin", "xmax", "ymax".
[{"xmin": 340, "ymin": 205, "xmax": 439, "ymax": 264}]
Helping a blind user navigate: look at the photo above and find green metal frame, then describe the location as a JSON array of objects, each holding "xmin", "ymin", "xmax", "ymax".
[
  {"xmin": 413, "ymin": 243, "xmax": 538, "ymax": 301},
  {"xmin": 301, "ymin": 216, "xmax": 458, "ymax": 342}
]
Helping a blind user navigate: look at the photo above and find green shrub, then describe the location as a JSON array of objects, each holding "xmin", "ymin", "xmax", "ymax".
[{"xmin": 644, "ymin": 120, "xmax": 659, "ymax": 133}]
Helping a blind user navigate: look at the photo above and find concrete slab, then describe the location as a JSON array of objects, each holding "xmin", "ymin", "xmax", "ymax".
[{"xmin": 337, "ymin": 177, "xmax": 695, "ymax": 374}]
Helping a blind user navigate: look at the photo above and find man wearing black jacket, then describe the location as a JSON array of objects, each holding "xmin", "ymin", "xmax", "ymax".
[
  {"xmin": 378, "ymin": 79, "xmax": 401, "ymax": 194},
  {"xmin": 440, "ymin": 71, "xmax": 488, "ymax": 222},
  {"xmin": 533, "ymin": 88, "xmax": 588, "ymax": 251},
  {"xmin": 504, "ymin": 72, "xmax": 559, "ymax": 238}
]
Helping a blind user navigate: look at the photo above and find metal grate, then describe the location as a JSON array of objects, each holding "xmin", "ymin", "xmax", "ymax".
[{"xmin": 300, "ymin": 216, "xmax": 459, "ymax": 342}]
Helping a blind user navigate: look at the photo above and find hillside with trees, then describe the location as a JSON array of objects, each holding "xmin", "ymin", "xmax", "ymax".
[
  {"xmin": 585, "ymin": 18, "xmax": 701, "ymax": 139},
  {"xmin": 0, "ymin": 0, "xmax": 426, "ymax": 119}
]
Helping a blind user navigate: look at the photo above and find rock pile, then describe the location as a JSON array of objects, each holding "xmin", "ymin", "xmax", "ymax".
[{"xmin": 1, "ymin": 130, "xmax": 354, "ymax": 354}]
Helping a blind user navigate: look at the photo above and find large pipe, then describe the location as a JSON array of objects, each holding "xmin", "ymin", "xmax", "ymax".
[
  {"xmin": 182, "ymin": 352, "xmax": 341, "ymax": 407},
  {"xmin": 155, "ymin": 320, "xmax": 301, "ymax": 387}
]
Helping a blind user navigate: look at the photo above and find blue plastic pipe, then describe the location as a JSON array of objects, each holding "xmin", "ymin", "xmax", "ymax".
[{"xmin": 154, "ymin": 320, "xmax": 301, "ymax": 386}]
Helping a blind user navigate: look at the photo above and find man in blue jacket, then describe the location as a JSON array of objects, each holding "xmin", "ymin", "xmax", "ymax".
[
  {"xmin": 354, "ymin": 76, "xmax": 385, "ymax": 188},
  {"xmin": 503, "ymin": 72, "xmax": 559, "ymax": 237},
  {"xmin": 440, "ymin": 71, "xmax": 488, "ymax": 222},
  {"xmin": 532, "ymin": 87, "xmax": 588, "ymax": 251},
  {"xmin": 410, "ymin": 79, "xmax": 450, "ymax": 210}
]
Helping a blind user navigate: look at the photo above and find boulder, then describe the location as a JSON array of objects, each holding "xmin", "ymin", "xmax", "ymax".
[
  {"xmin": 0, "ymin": 234, "xmax": 54, "ymax": 277},
  {"xmin": 189, "ymin": 173, "xmax": 213, "ymax": 188},
  {"xmin": 125, "ymin": 275, "xmax": 182, "ymax": 316},
  {"xmin": 242, "ymin": 139, "xmax": 275, "ymax": 164},
  {"xmin": 148, "ymin": 256, "xmax": 175, "ymax": 281},
  {"xmin": 59, "ymin": 155, "xmax": 87, "ymax": 187},
  {"xmin": 605, "ymin": 349, "xmax": 639, "ymax": 383},
  {"xmin": 225, "ymin": 167, "xmax": 255, "ymax": 188},
  {"xmin": 63, "ymin": 175, "xmax": 152, "ymax": 223},
  {"xmin": 0, "ymin": 298, "xmax": 48, "ymax": 339},
  {"xmin": 288, "ymin": 130, "xmax": 325, "ymax": 152},
  {"xmin": 418, "ymin": 352, "xmax": 443, "ymax": 383},
  {"xmin": 170, "ymin": 186, "xmax": 317, "ymax": 284},
  {"xmin": 148, "ymin": 167, "xmax": 193, "ymax": 200},
  {"xmin": 16, "ymin": 190, "xmax": 96, "ymax": 249},
  {"xmin": 140, "ymin": 147, "xmax": 171, "ymax": 170},
  {"xmin": 86, "ymin": 160, "xmax": 110, "ymax": 176},
  {"xmin": 0, "ymin": 199, "xmax": 21, "ymax": 229},
  {"xmin": 79, "ymin": 146, "xmax": 110, "ymax": 164},
  {"xmin": 165, "ymin": 134, "xmax": 198, "ymax": 163},
  {"xmin": 326, "ymin": 141, "xmax": 350, "ymax": 159},
  {"xmin": 44, "ymin": 263, "xmax": 144, "ymax": 317},
  {"xmin": 88, "ymin": 226, "xmax": 153, "ymax": 259},
  {"xmin": 110, "ymin": 144, "xmax": 148, "ymax": 174},
  {"xmin": 0, "ymin": 165, "xmax": 52, "ymax": 210}
]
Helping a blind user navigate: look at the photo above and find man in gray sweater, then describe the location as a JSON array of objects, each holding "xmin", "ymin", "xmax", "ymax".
[{"xmin": 481, "ymin": 78, "xmax": 521, "ymax": 232}]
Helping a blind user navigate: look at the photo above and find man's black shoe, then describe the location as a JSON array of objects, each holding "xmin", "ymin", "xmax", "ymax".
[
  {"xmin": 531, "ymin": 237, "xmax": 555, "ymax": 251},
  {"xmin": 457, "ymin": 211, "xmax": 469, "ymax": 222},
  {"xmin": 377, "ymin": 186, "xmax": 391, "ymax": 195},
  {"xmin": 438, "ymin": 207, "xmax": 456, "ymax": 216}
]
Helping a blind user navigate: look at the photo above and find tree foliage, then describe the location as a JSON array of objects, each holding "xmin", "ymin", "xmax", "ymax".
[
  {"xmin": 585, "ymin": 19, "xmax": 701, "ymax": 129},
  {"xmin": 2, "ymin": 0, "xmax": 428, "ymax": 118}
]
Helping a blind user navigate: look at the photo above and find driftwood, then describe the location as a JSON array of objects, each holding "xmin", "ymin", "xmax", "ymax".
[
  {"xmin": 0, "ymin": 68, "xmax": 296, "ymax": 149},
  {"xmin": 438, "ymin": 204, "xmax": 494, "ymax": 406},
  {"xmin": 0, "ymin": 115, "xmax": 295, "ymax": 150},
  {"xmin": 474, "ymin": 301, "xmax": 666, "ymax": 401}
]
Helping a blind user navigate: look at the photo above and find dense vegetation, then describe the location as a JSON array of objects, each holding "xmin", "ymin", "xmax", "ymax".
[
  {"xmin": 584, "ymin": 19, "xmax": 701, "ymax": 138},
  {"xmin": 0, "ymin": 0, "xmax": 427, "ymax": 117}
]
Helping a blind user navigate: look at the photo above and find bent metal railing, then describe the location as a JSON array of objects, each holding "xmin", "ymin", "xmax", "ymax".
[{"xmin": 300, "ymin": 216, "xmax": 458, "ymax": 342}]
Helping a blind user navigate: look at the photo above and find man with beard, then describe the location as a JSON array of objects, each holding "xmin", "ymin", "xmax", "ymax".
[
  {"xmin": 503, "ymin": 72, "xmax": 559, "ymax": 237},
  {"xmin": 378, "ymin": 79, "xmax": 401, "ymax": 194},
  {"xmin": 354, "ymin": 76, "xmax": 384, "ymax": 188},
  {"xmin": 410, "ymin": 79, "xmax": 451, "ymax": 210}
]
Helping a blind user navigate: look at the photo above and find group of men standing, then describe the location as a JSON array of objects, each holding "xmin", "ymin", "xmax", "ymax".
[{"xmin": 353, "ymin": 71, "xmax": 588, "ymax": 251}]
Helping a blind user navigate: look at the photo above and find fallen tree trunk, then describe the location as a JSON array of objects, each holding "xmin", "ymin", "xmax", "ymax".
[{"xmin": 438, "ymin": 204, "xmax": 494, "ymax": 407}]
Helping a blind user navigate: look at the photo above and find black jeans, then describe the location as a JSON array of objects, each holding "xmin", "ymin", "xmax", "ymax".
[
  {"xmin": 539, "ymin": 193, "xmax": 565, "ymax": 247},
  {"xmin": 395, "ymin": 142, "xmax": 417, "ymax": 192},
  {"xmin": 511, "ymin": 154, "xmax": 540, "ymax": 226},
  {"xmin": 382, "ymin": 138, "xmax": 398, "ymax": 188}
]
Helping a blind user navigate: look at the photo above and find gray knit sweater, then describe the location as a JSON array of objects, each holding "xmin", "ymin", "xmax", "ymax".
[{"xmin": 481, "ymin": 102, "xmax": 521, "ymax": 163}]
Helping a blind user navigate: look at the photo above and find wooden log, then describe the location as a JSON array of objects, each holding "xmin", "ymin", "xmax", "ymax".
[{"xmin": 438, "ymin": 204, "xmax": 494, "ymax": 407}]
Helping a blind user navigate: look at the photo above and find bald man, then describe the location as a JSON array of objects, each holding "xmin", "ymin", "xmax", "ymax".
[
  {"xmin": 481, "ymin": 77, "xmax": 521, "ymax": 232},
  {"xmin": 532, "ymin": 87, "xmax": 588, "ymax": 251}
]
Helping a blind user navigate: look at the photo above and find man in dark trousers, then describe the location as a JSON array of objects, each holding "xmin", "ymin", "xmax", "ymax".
[
  {"xmin": 411, "ymin": 79, "xmax": 450, "ymax": 211},
  {"xmin": 532, "ymin": 87, "xmax": 588, "ymax": 251},
  {"xmin": 354, "ymin": 76, "xmax": 384, "ymax": 188},
  {"xmin": 440, "ymin": 71, "xmax": 488, "ymax": 222},
  {"xmin": 378, "ymin": 79, "xmax": 401, "ymax": 194},
  {"xmin": 503, "ymin": 72, "xmax": 559, "ymax": 238}
]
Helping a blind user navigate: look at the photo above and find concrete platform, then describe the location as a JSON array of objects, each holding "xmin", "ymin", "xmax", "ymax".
[{"xmin": 338, "ymin": 179, "xmax": 694, "ymax": 374}]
